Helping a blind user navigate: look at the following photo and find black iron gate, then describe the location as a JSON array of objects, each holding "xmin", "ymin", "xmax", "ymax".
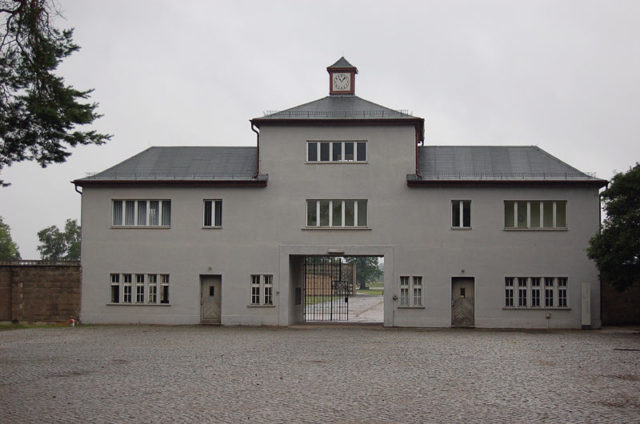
[{"xmin": 303, "ymin": 257, "xmax": 350, "ymax": 321}]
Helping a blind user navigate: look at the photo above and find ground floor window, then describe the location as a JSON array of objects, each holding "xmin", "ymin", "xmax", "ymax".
[
  {"xmin": 505, "ymin": 276, "xmax": 568, "ymax": 308},
  {"xmin": 400, "ymin": 276, "xmax": 423, "ymax": 307},
  {"xmin": 250, "ymin": 274, "xmax": 273, "ymax": 305},
  {"xmin": 109, "ymin": 272, "xmax": 169, "ymax": 304}
]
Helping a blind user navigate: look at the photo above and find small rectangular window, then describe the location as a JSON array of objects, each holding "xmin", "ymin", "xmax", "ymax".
[
  {"xmin": 320, "ymin": 142, "xmax": 330, "ymax": 161},
  {"xmin": 505, "ymin": 201, "xmax": 515, "ymax": 228},
  {"xmin": 162, "ymin": 201, "xmax": 171, "ymax": 226},
  {"xmin": 308, "ymin": 142, "xmax": 317, "ymax": 162},
  {"xmin": 319, "ymin": 200, "xmax": 330, "ymax": 226},
  {"xmin": 160, "ymin": 274, "xmax": 170, "ymax": 304},
  {"xmin": 530, "ymin": 201, "xmax": 541, "ymax": 228},
  {"xmin": 357, "ymin": 200, "xmax": 367, "ymax": 227},
  {"xmin": 113, "ymin": 201, "xmax": 123, "ymax": 226},
  {"xmin": 204, "ymin": 200, "xmax": 222, "ymax": 227},
  {"xmin": 452, "ymin": 200, "xmax": 471, "ymax": 228},
  {"xmin": 413, "ymin": 277, "xmax": 422, "ymax": 306},
  {"xmin": 556, "ymin": 202, "xmax": 567, "ymax": 228},
  {"xmin": 344, "ymin": 142, "xmax": 354, "ymax": 161},
  {"xmin": 505, "ymin": 277, "xmax": 514, "ymax": 307},
  {"xmin": 344, "ymin": 200, "xmax": 355, "ymax": 226},
  {"xmin": 332, "ymin": 142, "xmax": 342, "ymax": 161},
  {"xmin": 307, "ymin": 200, "xmax": 318, "ymax": 227},
  {"xmin": 251, "ymin": 275, "xmax": 260, "ymax": 305},
  {"xmin": 264, "ymin": 275, "xmax": 273, "ymax": 305},
  {"xmin": 400, "ymin": 276, "xmax": 409, "ymax": 306},
  {"xmin": 332, "ymin": 200, "xmax": 342, "ymax": 227},
  {"xmin": 357, "ymin": 142, "xmax": 366, "ymax": 161},
  {"xmin": 137, "ymin": 201, "xmax": 147, "ymax": 226},
  {"xmin": 125, "ymin": 201, "xmax": 135, "ymax": 225}
]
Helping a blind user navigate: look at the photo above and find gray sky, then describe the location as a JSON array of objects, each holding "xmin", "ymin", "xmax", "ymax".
[{"xmin": 2, "ymin": 0, "xmax": 639, "ymax": 259}]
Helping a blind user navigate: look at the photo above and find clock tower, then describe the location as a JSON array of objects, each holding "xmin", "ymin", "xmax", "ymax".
[{"xmin": 328, "ymin": 57, "xmax": 357, "ymax": 95}]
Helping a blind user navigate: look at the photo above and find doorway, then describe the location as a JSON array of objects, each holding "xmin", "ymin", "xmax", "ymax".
[
  {"xmin": 302, "ymin": 256, "xmax": 383, "ymax": 323},
  {"xmin": 451, "ymin": 277, "xmax": 475, "ymax": 327},
  {"xmin": 200, "ymin": 275, "xmax": 221, "ymax": 324}
]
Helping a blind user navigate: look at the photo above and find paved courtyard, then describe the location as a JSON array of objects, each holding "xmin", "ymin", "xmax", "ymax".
[{"xmin": 1, "ymin": 325, "xmax": 639, "ymax": 423}]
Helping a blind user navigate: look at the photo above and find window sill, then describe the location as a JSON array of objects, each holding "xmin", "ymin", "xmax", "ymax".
[
  {"xmin": 202, "ymin": 226, "xmax": 222, "ymax": 230},
  {"xmin": 451, "ymin": 227, "xmax": 472, "ymax": 231},
  {"xmin": 305, "ymin": 161, "xmax": 368, "ymax": 165},
  {"xmin": 107, "ymin": 303, "xmax": 171, "ymax": 306},
  {"xmin": 502, "ymin": 307, "xmax": 571, "ymax": 311},
  {"xmin": 111, "ymin": 226, "xmax": 170, "ymax": 230},
  {"xmin": 247, "ymin": 304, "xmax": 276, "ymax": 308},
  {"xmin": 302, "ymin": 227, "xmax": 372, "ymax": 231},
  {"xmin": 397, "ymin": 306, "xmax": 426, "ymax": 309},
  {"xmin": 503, "ymin": 228, "xmax": 568, "ymax": 232}
]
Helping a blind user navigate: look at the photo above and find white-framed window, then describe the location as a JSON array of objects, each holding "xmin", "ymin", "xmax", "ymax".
[
  {"xmin": 517, "ymin": 277, "xmax": 527, "ymax": 307},
  {"xmin": 452, "ymin": 200, "xmax": 471, "ymax": 228},
  {"xmin": 544, "ymin": 277, "xmax": 554, "ymax": 307},
  {"xmin": 123, "ymin": 273, "xmax": 132, "ymax": 303},
  {"xmin": 400, "ymin": 276, "xmax": 409, "ymax": 306},
  {"xmin": 108, "ymin": 273, "xmax": 169, "ymax": 305},
  {"xmin": 110, "ymin": 273, "xmax": 120, "ymax": 303},
  {"xmin": 505, "ymin": 277, "xmax": 514, "ymax": 307},
  {"xmin": 160, "ymin": 274, "xmax": 170, "ymax": 304},
  {"xmin": 505, "ymin": 276, "xmax": 568, "ymax": 308},
  {"xmin": 135, "ymin": 274, "xmax": 145, "ymax": 303},
  {"xmin": 504, "ymin": 201, "xmax": 567, "ymax": 229},
  {"xmin": 112, "ymin": 200, "xmax": 171, "ymax": 227},
  {"xmin": 531, "ymin": 277, "xmax": 541, "ymax": 307},
  {"xmin": 306, "ymin": 199, "xmax": 367, "ymax": 228},
  {"xmin": 307, "ymin": 141, "xmax": 367, "ymax": 163},
  {"xmin": 250, "ymin": 274, "xmax": 274, "ymax": 305},
  {"xmin": 148, "ymin": 274, "xmax": 157, "ymax": 303},
  {"xmin": 399, "ymin": 275, "xmax": 423, "ymax": 307},
  {"xmin": 203, "ymin": 199, "xmax": 222, "ymax": 227}
]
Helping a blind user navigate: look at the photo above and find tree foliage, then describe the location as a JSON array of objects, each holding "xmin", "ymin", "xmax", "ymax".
[
  {"xmin": 346, "ymin": 257, "xmax": 383, "ymax": 290},
  {"xmin": 0, "ymin": 216, "xmax": 20, "ymax": 260},
  {"xmin": 0, "ymin": 0, "xmax": 111, "ymax": 186},
  {"xmin": 37, "ymin": 218, "xmax": 80, "ymax": 260},
  {"xmin": 588, "ymin": 163, "xmax": 640, "ymax": 291}
]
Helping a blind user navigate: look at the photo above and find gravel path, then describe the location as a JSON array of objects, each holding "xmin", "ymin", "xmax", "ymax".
[{"xmin": 1, "ymin": 326, "xmax": 639, "ymax": 423}]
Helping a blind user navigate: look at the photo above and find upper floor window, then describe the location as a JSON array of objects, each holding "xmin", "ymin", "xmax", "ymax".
[
  {"xmin": 112, "ymin": 200, "xmax": 171, "ymax": 227},
  {"xmin": 306, "ymin": 199, "xmax": 367, "ymax": 228},
  {"xmin": 203, "ymin": 199, "xmax": 222, "ymax": 227},
  {"xmin": 452, "ymin": 200, "xmax": 471, "ymax": 228},
  {"xmin": 307, "ymin": 141, "xmax": 366, "ymax": 163},
  {"xmin": 504, "ymin": 200, "xmax": 567, "ymax": 229}
]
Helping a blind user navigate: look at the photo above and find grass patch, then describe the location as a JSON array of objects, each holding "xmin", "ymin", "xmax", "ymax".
[{"xmin": 356, "ymin": 288, "xmax": 384, "ymax": 296}]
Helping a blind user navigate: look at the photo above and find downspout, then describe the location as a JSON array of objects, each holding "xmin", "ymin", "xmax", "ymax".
[
  {"xmin": 415, "ymin": 126, "xmax": 422, "ymax": 178},
  {"xmin": 251, "ymin": 123, "xmax": 260, "ymax": 178},
  {"xmin": 74, "ymin": 184, "xmax": 82, "ymax": 195}
]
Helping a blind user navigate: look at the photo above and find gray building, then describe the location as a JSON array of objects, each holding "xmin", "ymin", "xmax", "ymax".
[{"xmin": 74, "ymin": 58, "xmax": 606, "ymax": 328}]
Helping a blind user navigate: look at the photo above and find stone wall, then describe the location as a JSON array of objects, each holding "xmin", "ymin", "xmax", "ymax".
[
  {"xmin": 601, "ymin": 280, "xmax": 640, "ymax": 326},
  {"xmin": 0, "ymin": 261, "xmax": 81, "ymax": 322}
]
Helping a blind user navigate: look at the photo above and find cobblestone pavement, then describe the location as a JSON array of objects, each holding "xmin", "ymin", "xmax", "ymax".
[{"xmin": 1, "ymin": 326, "xmax": 639, "ymax": 423}]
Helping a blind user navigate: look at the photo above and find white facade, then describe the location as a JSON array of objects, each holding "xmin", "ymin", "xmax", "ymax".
[{"xmin": 77, "ymin": 59, "xmax": 604, "ymax": 328}]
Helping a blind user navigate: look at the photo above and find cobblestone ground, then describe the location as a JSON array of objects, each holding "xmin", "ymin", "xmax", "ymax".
[{"xmin": 1, "ymin": 326, "xmax": 639, "ymax": 423}]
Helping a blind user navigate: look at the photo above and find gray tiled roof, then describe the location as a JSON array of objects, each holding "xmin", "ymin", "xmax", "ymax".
[
  {"xmin": 327, "ymin": 57, "xmax": 356, "ymax": 69},
  {"xmin": 256, "ymin": 95, "xmax": 419, "ymax": 120},
  {"xmin": 75, "ymin": 146, "xmax": 258, "ymax": 182},
  {"xmin": 416, "ymin": 146, "xmax": 600, "ymax": 181}
]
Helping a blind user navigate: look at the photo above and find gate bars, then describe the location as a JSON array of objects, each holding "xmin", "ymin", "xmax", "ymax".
[{"xmin": 303, "ymin": 257, "xmax": 350, "ymax": 321}]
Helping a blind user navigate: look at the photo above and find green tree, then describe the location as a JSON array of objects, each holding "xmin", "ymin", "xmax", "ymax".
[
  {"xmin": 0, "ymin": 0, "xmax": 111, "ymax": 186},
  {"xmin": 588, "ymin": 163, "xmax": 640, "ymax": 291},
  {"xmin": 37, "ymin": 218, "xmax": 80, "ymax": 260},
  {"xmin": 0, "ymin": 216, "xmax": 20, "ymax": 260},
  {"xmin": 346, "ymin": 257, "xmax": 383, "ymax": 290}
]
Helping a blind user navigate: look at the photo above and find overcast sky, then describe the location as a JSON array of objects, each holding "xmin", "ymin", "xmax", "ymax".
[{"xmin": 1, "ymin": 0, "xmax": 639, "ymax": 259}]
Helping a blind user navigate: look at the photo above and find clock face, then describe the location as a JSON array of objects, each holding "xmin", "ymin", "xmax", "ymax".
[{"xmin": 332, "ymin": 72, "xmax": 351, "ymax": 91}]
